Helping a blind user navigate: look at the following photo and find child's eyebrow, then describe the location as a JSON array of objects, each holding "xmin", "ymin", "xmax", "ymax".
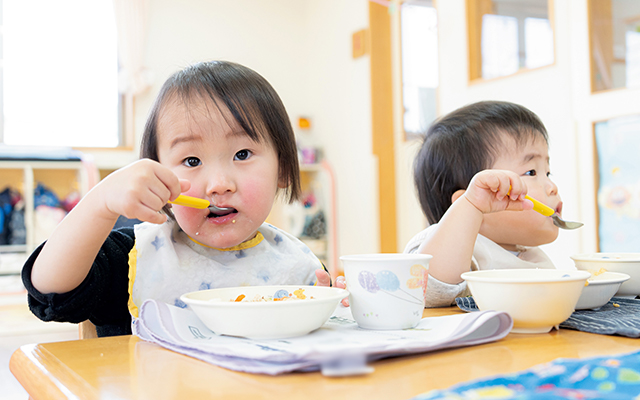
[
  {"xmin": 169, "ymin": 129, "xmax": 250, "ymax": 149},
  {"xmin": 522, "ymin": 152, "xmax": 550, "ymax": 164},
  {"xmin": 169, "ymin": 134, "xmax": 202, "ymax": 149}
]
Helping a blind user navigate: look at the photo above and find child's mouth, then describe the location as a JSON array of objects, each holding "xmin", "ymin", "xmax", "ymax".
[{"xmin": 207, "ymin": 208, "xmax": 237, "ymax": 219}]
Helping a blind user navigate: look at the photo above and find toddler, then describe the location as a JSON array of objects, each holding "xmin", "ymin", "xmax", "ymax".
[
  {"xmin": 23, "ymin": 61, "xmax": 337, "ymax": 336},
  {"xmin": 405, "ymin": 101, "xmax": 562, "ymax": 307}
]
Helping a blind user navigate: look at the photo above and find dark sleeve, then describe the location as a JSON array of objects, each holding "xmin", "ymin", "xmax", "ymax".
[{"xmin": 21, "ymin": 227, "xmax": 136, "ymax": 336}]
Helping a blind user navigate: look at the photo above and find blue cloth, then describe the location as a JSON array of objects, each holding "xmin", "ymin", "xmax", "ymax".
[
  {"xmin": 413, "ymin": 350, "xmax": 640, "ymax": 399},
  {"xmin": 456, "ymin": 296, "xmax": 640, "ymax": 338}
]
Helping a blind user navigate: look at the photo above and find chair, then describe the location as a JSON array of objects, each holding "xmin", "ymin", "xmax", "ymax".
[{"xmin": 79, "ymin": 320, "xmax": 98, "ymax": 339}]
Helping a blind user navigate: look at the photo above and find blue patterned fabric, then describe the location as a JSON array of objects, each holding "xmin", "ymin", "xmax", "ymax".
[
  {"xmin": 413, "ymin": 350, "xmax": 640, "ymax": 399},
  {"xmin": 456, "ymin": 296, "xmax": 640, "ymax": 338}
]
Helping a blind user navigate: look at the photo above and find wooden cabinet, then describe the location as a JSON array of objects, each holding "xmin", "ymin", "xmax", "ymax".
[{"xmin": 0, "ymin": 156, "xmax": 89, "ymax": 275}]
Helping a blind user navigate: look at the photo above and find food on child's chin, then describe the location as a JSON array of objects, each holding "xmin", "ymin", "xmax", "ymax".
[{"xmin": 229, "ymin": 288, "xmax": 315, "ymax": 302}]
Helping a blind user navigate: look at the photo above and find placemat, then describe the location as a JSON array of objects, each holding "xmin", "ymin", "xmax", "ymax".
[
  {"xmin": 412, "ymin": 349, "xmax": 640, "ymax": 399},
  {"xmin": 134, "ymin": 299, "xmax": 513, "ymax": 375},
  {"xmin": 455, "ymin": 296, "xmax": 640, "ymax": 338}
]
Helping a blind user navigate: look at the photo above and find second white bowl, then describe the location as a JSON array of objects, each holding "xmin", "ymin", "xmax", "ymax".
[
  {"xmin": 575, "ymin": 271, "xmax": 630, "ymax": 310},
  {"xmin": 461, "ymin": 269, "xmax": 590, "ymax": 334},
  {"xmin": 571, "ymin": 253, "xmax": 640, "ymax": 297}
]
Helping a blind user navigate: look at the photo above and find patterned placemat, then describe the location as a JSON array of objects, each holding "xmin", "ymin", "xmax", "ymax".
[
  {"xmin": 455, "ymin": 296, "xmax": 640, "ymax": 338},
  {"xmin": 412, "ymin": 349, "xmax": 640, "ymax": 399}
]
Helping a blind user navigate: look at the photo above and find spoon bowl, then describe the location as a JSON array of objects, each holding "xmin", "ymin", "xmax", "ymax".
[
  {"xmin": 525, "ymin": 195, "xmax": 583, "ymax": 230},
  {"xmin": 169, "ymin": 194, "xmax": 234, "ymax": 213}
]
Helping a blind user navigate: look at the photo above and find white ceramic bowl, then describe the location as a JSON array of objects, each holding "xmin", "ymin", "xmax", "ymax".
[
  {"xmin": 180, "ymin": 285, "xmax": 349, "ymax": 339},
  {"xmin": 461, "ymin": 269, "xmax": 590, "ymax": 334},
  {"xmin": 575, "ymin": 271, "xmax": 631, "ymax": 310},
  {"xmin": 571, "ymin": 253, "xmax": 640, "ymax": 297}
]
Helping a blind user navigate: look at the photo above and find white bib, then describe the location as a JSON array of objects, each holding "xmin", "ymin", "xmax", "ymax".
[{"xmin": 128, "ymin": 220, "xmax": 321, "ymax": 317}]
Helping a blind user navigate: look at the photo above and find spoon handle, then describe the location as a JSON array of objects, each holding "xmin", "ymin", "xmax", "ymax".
[
  {"xmin": 168, "ymin": 194, "xmax": 210, "ymax": 209},
  {"xmin": 525, "ymin": 195, "xmax": 554, "ymax": 217}
]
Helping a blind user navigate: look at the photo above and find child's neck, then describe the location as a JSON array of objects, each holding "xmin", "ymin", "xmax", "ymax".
[{"xmin": 498, "ymin": 243, "xmax": 520, "ymax": 252}]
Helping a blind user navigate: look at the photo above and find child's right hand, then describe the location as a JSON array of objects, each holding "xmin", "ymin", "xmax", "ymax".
[
  {"xmin": 463, "ymin": 169, "xmax": 534, "ymax": 215},
  {"xmin": 94, "ymin": 159, "xmax": 189, "ymax": 225}
]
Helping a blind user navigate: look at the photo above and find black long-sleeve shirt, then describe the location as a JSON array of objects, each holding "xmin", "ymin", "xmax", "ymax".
[{"xmin": 22, "ymin": 227, "xmax": 135, "ymax": 337}]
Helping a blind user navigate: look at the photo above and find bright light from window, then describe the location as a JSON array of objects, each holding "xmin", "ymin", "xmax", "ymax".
[
  {"xmin": 401, "ymin": 2, "xmax": 438, "ymax": 136},
  {"xmin": 3, "ymin": 0, "xmax": 119, "ymax": 147},
  {"xmin": 481, "ymin": 14, "xmax": 519, "ymax": 80},
  {"xmin": 525, "ymin": 17, "xmax": 554, "ymax": 69}
]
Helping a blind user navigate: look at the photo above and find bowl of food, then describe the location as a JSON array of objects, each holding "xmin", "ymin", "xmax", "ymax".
[
  {"xmin": 571, "ymin": 253, "xmax": 640, "ymax": 297},
  {"xmin": 180, "ymin": 285, "xmax": 349, "ymax": 339},
  {"xmin": 461, "ymin": 269, "xmax": 590, "ymax": 334},
  {"xmin": 575, "ymin": 271, "xmax": 630, "ymax": 310}
]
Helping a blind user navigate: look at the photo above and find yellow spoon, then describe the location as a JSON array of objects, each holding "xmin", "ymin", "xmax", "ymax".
[
  {"xmin": 168, "ymin": 194, "xmax": 233, "ymax": 212},
  {"xmin": 525, "ymin": 195, "xmax": 583, "ymax": 230}
]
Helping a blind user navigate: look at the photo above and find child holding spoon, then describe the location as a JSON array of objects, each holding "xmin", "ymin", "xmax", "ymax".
[
  {"xmin": 405, "ymin": 101, "xmax": 568, "ymax": 307},
  {"xmin": 23, "ymin": 61, "xmax": 341, "ymax": 336}
]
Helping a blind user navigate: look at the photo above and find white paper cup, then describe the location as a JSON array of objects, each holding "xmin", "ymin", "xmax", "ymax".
[{"xmin": 340, "ymin": 253, "xmax": 431, "ymax": 330}]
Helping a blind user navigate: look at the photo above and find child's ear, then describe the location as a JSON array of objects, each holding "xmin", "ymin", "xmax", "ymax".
[
  {"xmin": 451, "ymin": 189, "xmax": 466, "ymax": 204},
  {"xmin": 277, "ymin": 175, "xmax": 288, "ymax": 189}
]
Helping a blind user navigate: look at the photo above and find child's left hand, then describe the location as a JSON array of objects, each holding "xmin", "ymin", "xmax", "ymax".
[{"xmin": 315, "ymin": 269, "xmax": 349, "ymax": 307}]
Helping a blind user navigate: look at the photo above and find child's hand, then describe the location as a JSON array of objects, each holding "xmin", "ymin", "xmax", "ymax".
[
  {"xmin": 463, "ymin": 169, "xmax": 534, "ymax": 214},
  {"xmin": 95, "ymin": 159, "xmax": 190, "ymax": 225},
  {"xmin": 315, "ymin": 269, "xmax": 349, "ymax": 306}
]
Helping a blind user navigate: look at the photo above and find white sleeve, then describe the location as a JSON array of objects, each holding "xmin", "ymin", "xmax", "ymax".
[
  {"xmin": 424, "ymin": 274, "xmax": 470, "ymax": 307},
  {"xmin": 405, "ymin": 224, "xmax": 474, "ymax": 307}
]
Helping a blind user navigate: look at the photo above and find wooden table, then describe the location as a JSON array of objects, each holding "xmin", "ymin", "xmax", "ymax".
[{"xmin": 10, "ymin": 307, "xmax": 640, "ymax": 400}]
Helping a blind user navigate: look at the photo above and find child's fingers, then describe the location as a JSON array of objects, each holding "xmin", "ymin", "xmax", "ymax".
[
  {"xmin": 315, "ymin": 269, "xmax": 332, "ymax": 287},
  {"xmin": 178, "ymin": 179, "xmax": 191, "ymax": 195},
  {"xmin": 127, "ymin": 205, "xmax": 167, "ymax": 225},
  {"xmin": 334, "ymin": 276, "xmax": 349, "ymax": 307},
  {"xmin": 152, "ymin": 163, "xmax": 183, "ymax": 201}
]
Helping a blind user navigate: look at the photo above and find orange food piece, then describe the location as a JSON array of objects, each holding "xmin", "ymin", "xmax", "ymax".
[{"xmin": 234, "ymin": 294, "xmax": 246, "ymax": 302}]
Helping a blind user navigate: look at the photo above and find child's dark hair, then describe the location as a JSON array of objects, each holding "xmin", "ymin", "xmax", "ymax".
[
  {"xmin": 414, "ymin": 100, "xmax": 549, "ymax": 224},
  {"xmin": 140, "ymin": 60, "xmax": 301, "ymax": 216}
]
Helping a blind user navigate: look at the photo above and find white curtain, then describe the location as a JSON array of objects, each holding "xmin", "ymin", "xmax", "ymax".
[{"xmin": 113, "ymin": 0, "xmax": 151, "ymax": 96}]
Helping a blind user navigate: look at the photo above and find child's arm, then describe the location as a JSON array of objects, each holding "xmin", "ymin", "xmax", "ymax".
[
  {"xmin": 416, "ymin": 169, "xmax": 532, "ymax": 284},
  {"xmin": 30, "ymin": 159, "xmax": 188, "ymax": 294}
]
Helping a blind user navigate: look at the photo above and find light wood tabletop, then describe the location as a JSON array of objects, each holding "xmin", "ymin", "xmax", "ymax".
[{"xmin": 10, "ymin": 307, "xmax": 640, "ymax": 400}]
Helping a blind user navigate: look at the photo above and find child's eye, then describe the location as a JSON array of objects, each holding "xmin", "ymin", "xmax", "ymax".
[
  {"xmin": 524, "ymin": 169, "xmax": 537, "ymax": 176},
  {"xmin": 234, "ymin": 149, "xmax": 252, "ymax": 161},
  {"xmin": 182, "ymin": 157, "xmax": 202, "ymax": 167},
  {"xmin": 546, "ymin": 171, "xmax": 552, "ymax": 177}
]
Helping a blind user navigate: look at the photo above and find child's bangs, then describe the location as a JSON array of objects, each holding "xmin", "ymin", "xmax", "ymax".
[
  {"xmin": 177, "ymin": 87, "xmax": 270, "ymax": 145},
  {"xmin": 495, "ymin": 127, "xmax": 548, "ymax": 155}
]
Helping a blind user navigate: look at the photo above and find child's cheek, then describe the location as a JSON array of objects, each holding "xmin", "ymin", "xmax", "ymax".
[
  {"xmin": 171, "ymin": 202, "xmax": 203, "ymax": 228},
  {"xmin": 240, "ymin": 178, "xmax": 274, "ymax": 210}
]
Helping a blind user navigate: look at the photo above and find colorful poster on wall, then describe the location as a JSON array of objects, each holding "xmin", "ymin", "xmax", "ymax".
[{"xmin": 594, "ymin": 115, "xmax": 640, "ymax": 251}]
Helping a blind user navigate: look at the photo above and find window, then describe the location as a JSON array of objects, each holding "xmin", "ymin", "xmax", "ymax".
[
  {"xmin": 2, "ymin": 0, "xmax": 120, "ymax": 147},
  {"xmin": 401, "ymin": 0, "xmax": 438, "ymax": 137},
  {"xmin": 589, "ymin": 0, "xmax": 640, "ymax": 92},
  {"xmin": 467, "ymin": 0, "xmax": 554, "ymax": 81}
]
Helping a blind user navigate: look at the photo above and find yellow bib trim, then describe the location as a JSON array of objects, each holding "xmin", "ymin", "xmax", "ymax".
[
  {"xmin": 187, "ymin": 231, "xmax": 264, "ymax": 251},
  {"xmin": 127, "ymin": 244, "xmax": 139, "ymax": 318}
]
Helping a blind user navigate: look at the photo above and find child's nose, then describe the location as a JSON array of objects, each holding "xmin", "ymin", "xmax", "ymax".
[
  {"xmin": 206, "ymin": 172, "xmax": 236, "ymax": 196},
  {"xmin": 546, "ymin": 178, "xmax": 558, "ymax": 196}
]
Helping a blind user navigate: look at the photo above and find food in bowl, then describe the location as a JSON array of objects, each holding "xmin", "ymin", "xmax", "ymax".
[
  {"xmin": 575, "ymin": 271, "xmax": 630, "ymax": 310},
  {"xmin": 230, "ymin": 288, "xmax": 313, "ymax": 302},
  {"xmin": 180, "ymin": 285, "xmax": 349, "ymax": 339},
  {"xmin": 461, "ymin": 269, "xmax": 590, "ymax": 334},
  {"xmin": 571, "ymin": 253, "xmax": 640, "ymax": 297}
]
